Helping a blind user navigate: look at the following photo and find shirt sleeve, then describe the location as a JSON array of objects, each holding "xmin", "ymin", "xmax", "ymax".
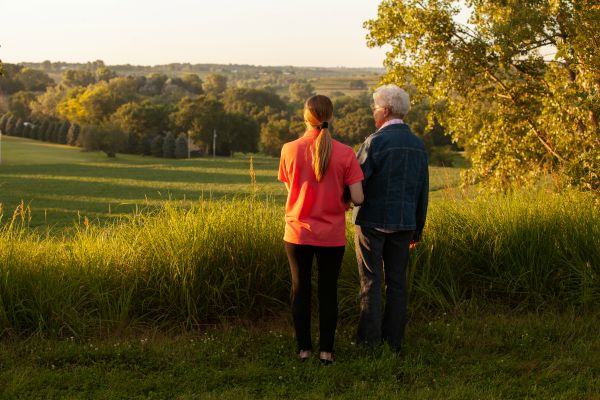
[
  {"xmin": 344, "ymin": 147, "xmax": 364, "ymax": 185},
  {"xmin": 277, "ymin": 144, "xmax": 288, "ymax": 183}
]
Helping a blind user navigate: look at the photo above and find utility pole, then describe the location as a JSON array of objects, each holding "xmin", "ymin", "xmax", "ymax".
[
  {"xmin": 187, "ymin": 131, "xmax": 191, "ymax": 159},
  {"xmin": 212, "ymin": 129, "xmax": 216, "ymax": 159}
]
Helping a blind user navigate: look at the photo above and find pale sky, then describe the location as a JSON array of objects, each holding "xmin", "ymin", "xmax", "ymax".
[{"xmin": 1, "ymin": 0, "xmax": 389, "ymax": 68}]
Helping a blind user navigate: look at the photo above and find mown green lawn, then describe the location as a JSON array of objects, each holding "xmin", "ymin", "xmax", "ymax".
[
  {"xmin": 0, "ymin": 136, "xmax": 463, "ymax": 228},
  {"xmin": 1, "ymin": 308, "xmax": 598, "ymax": 399}
]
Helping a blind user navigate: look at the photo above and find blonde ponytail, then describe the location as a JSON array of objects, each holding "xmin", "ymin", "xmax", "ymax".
[
  {"xmin": 303, "ymin": 95, "xmax": 334, "ymax": 182},
  {"xmin": 313, "ymin": 127, "xmax": 332, "ymax": 182}
]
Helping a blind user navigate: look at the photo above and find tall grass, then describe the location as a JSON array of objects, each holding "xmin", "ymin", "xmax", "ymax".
[
  {"xmin": 410, "ymin": 190, "xmax": 600, "ymax": 309},
  {"xmin": 0, "ymin": 190, "xmax": 598, "ymax": 337}
]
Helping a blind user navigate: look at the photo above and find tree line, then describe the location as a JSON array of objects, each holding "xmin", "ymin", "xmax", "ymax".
[{"xmin": 0, "ymin": 63, "xmax": 404, "ymax": 158}]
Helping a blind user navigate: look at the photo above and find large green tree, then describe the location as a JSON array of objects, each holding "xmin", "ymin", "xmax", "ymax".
[
  {"xmin": 16, "ymin": 68, "xmax": 55, "ymax": 92},
  {"xmin": 202, "ymin": 74, "xmax": 228, "ymax": 96},
  {"xmin": 62, "ymin": 69, "xmax": 95, "ymax": 87},
  {"xmin": 111, "ymin": 100, "xmax": 171, "ymax": 143},
  {"xmin": 57, "ymin": 78, "xmax": 137, "ymax": 124},
  {"xmin": 333, "ymin": 96, "xmax": 374, "ymax": 145},
  {"xmin": 223, "ymin": 87, "xmax": 288, "ymax": 127},
  {"xmin": 366, "ymin": 0, "xmax": 599, "ymax": 189},
  {"xmin": 170, "ymin": 96, "xmax": 226, "ymax": 151},
  {"xmin": 8, "ymin": 91, "xmax": 37, "ymax": 119}
]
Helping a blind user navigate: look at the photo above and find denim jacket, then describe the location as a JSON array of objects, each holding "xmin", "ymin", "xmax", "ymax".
[{"xmin": 353, "ymin": 123, "xmax": 429, "ymax": 241}]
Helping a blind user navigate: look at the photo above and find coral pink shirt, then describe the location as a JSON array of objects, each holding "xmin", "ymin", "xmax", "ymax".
[{"xmin": 278, "ymin": 129, "xmax": 364, "ymax": 246}]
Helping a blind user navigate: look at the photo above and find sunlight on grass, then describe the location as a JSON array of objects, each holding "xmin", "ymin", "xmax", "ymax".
[{"xmin": 1, "ymin": 135, "xmax": 465, "ymax": 227}]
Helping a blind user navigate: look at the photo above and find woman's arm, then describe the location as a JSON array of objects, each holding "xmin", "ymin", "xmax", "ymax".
[{"xmin": 348, "ymin": 181, "xmax": 364, "ymax": 205}]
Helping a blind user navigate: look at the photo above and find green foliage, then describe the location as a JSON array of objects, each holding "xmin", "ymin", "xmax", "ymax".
[
  {"xmin": 366, "ymin": 0, "xmax": 600, "ymax": 190},
  {"xmin": 289, "ymin": 81, "xmax": 315, "ymax": 103},
  {"xmin": 162, "ymin": 131, "xmax": 176, "ymax": 158},
  {"xmin": 94, "ymin": 66, "xmax": 117, "ymax": 82},
  {"xmin": 31, "ymin": 124, "xmax": 40, "ymax": 140},
  {"xmin": 179, "ymin": 73, "xmax": 204, "ymax": 94},
  {"xmin": 58, "ymin": 120, "xmax": 70, "ymax": 144},
  {"xmin": 15, "ymin": 67, "xmax": 55, "ymax": 91},
  {"xmin": 223, "ymin": 87, "xmax": 288, "ymax": 127},
  {"xmin": 333, "ymin": 96, "xmax": 374, "ymax": 145},
  {"xmin": 139, "ymin": 73, "xmax": 168, "ymax": 96},
  {"xmin": 49, "ymin": 121, "xmax": 60, "ymax": 143},
  {"xmin": 13, "ymin": 118, "xmax": 24, "ymax": 137},
  {"xmin": 66, "ymin": 122, "xmax": 80, "ymax": 146},
  {"xmin": 174, "ymin": 133, "xmax": 189, "ymax": 159},
  {"xmin": 79, "ymin": 122, "xmax": 126, "ymax": 157},
  {"xmin": 61, "ymin": 69, "xmax": 95, "ymax": 87},
  {"xmin": 57, "ymin": 78, "xmax": 137, "ymax": 124},
  {"xmin": 170, "ymin": 95, "xmax": 225, "ymax": 150},
  {"xmin": 151, "ymin": 134, "xmax": 164, "ymax": 157},
  {"xmin": 202, "ymin": 73, "xmax": 228, "ymax": 96},
  {"xmin": 219, "ymin": 112, "xmax": 260, "ymax": 155},
  {"xmin": 38, "ymin": 120, "xmax": 49, "ymax": 141},
  {"xmin": 259, "ymin": 118, "xmax": 297, "ymax": 156},
  {"xmin": 0, "ymin": 112, "xmax": 11, "ymax": 132},
  {"xmin": 111, "ymin": 100, "xmax": 171, "ymax": 143},
  {"xmin": 3, "ymin": 115, "xmax": 16, "ymax": 135},
  {"xmin": 349, "ymin": 79, "xmax": 367, "ymax": 89},
  {"xmin": 8, "ymin": 91, "xmax": 36, "ymax": 119},
  {"xmin": 29, "ymin": 85, "xmax": 68, "ymax": 120},
  {"xmin": 0, "ymin": 64, "xmax": 25, "ymax": 95}
]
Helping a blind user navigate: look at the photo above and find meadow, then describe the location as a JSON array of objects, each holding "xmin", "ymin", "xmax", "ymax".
[
  {"xmin": 0, "ymin": 136, "xmax": 460, "ymax": 228},
  {"xmin": 1, "ymin": 135, "xmax": 599, "ymax": 398}
]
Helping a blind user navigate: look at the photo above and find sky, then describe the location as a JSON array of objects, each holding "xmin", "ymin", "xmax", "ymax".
[{"xmin": 1, "ymin": 0, "xmax": 389, "ymax": 68}]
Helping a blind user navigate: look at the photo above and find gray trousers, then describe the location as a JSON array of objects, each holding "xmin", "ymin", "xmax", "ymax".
[{"xmin": 355, "ymin": 226, "xmax": 413, "ymax": 351}]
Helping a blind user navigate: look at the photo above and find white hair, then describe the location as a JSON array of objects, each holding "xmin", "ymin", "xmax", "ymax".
[{"xmin": 373, "ymin": 84, "xmax": 411, "ymax": 117}]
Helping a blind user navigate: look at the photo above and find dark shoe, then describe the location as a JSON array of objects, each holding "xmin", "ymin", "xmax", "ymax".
[{"xmin": 319, "ymin": 358, "xmax": 333, "ymax": 365}]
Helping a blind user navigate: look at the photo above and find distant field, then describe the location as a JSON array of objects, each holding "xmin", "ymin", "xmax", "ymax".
[
  {"xmin": 311, "ymin": 75, "xmax": 381, "ymax": 97},
  {"xmin": 0, "ymin": 136, "xmax": 463, "ymax": 228}
]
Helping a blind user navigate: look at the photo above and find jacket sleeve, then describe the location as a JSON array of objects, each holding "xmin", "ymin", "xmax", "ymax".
[
  {"xmin": 356, "ymin": 136, "xmax": 374, "ymax": 186},
  {"xmin": 413, "ymin": 153, "xmax": 429, "ymax": 242}
]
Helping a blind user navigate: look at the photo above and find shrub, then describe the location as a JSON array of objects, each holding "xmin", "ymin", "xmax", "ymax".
[
  {"xmin": 0, "ymin": 113, "xmax": 11, "ymax": 133},
  {"xmin": 4, "ymin": 115, "xmax": 16, "ymax": 135},
  {"xmin": 79, "ymin": 123, "xmax": 126, "ymax": 157},
  {"xmin": 162, "ymin": 131, "xmax": 175, "ymax": 158},
  {"xmin": 174, "ymin": 133, "xmax": 188, "ymax": 159},
  {"xmin": 66, "ymin": 123, "xmax": 80, "ymax": 146},
  {"xmin": 58, "ymin": 121, "xmax": 70, "ymax": 144},
  {"xmin": 151, "ymin": 135, "xmax": 163, "ymax": 157},
  {"xmin": 14, "ymin": 118, "xmax": 24, "ymax": 137}
]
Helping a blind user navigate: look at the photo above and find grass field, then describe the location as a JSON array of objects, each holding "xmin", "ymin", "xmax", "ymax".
[
  {"xmin": 1, "ymin": 135, "xmax": 598, "ymax": 398},
  {"xmin": 2, "ymin": 308, "xmax": 599, "ymax": 399},
  {"xmin": 0, "ymin": 136, "xmax": 462, "ymax": 228}
]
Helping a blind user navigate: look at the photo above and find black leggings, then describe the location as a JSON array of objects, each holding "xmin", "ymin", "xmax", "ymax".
[{"xmin": 284, "ymin": 242, "xmax": 345, "ymax": 353}]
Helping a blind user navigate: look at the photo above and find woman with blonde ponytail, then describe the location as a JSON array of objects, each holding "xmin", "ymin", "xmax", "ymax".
[{"xmin": 278, "ymin": 95, "xmax": 364, "ymax": 364}]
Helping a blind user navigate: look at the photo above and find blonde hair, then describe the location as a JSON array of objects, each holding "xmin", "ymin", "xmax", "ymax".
[{"xmin": 304, "ymin": 95, "xmax": 333, "ymax": 182}]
